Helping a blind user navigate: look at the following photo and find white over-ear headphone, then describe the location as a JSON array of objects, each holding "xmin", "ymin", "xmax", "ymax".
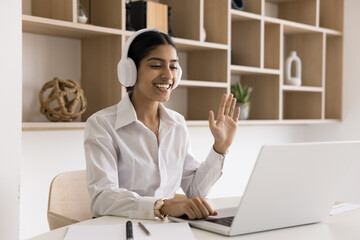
[{"xmin": 117, "ymin": 28, "xmax": 182, "ymax": 88}]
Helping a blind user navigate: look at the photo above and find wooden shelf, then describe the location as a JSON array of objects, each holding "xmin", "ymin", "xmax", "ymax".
[
  {"xmin": 22, "ymin": 118, "xmax": 341, "ymax": 131},
  {"xmin": 173, "ymin": 37, "xmax": 228, "ymax": 51},
  {"xmin": 282, "ymin": 85, "xmax": 323, "ymax": 92},
  {"xmin": 22, "ymin": 15, "xmax": 123, "ymax": 39},
  {"xmin": 231, "ymin": 9, "xmax": 262, "ymax": 21},
  {"xmin": 22, "ymin": 122, "xmax": 86, "ymax": 131},
  {"xmin": 231, "ymin": 10, "xmax": 342, "ymax": 36},
  {"xmin": 181, "ymin": 119, "xmax": 341, "ymax": 127},
  {"xmin": 22, "ymin": 0, "xmax": 343, "ymax": 128},
  {"xmin": 238, "ymin": 119, "xmax": 340, "ymax": 126},
  {"xmin": 125, "ymin": 30, "xmax": 229, "ymax": 51},
  {"xmin": 179, "ymin": 80, "xmax": 228, "ymax": 88},
  {"xmin": 231, "ymin": 65, "xmax": 280, "ymax": 75}
]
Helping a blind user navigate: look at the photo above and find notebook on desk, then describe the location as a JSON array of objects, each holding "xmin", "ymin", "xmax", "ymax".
[{"xmin": 170, "ymin": 141, "xmax": 360, "ymax": 236}]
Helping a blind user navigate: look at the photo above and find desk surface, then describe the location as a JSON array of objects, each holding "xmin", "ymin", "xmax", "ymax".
[{"xmin": 29, "ymin": 197, "xmax": 360, "ymax": 240}]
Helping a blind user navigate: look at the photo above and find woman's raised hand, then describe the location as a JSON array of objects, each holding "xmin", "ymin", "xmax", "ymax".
[{"xmin": 208, "ymin": 94, "xmax": 240, "ymax": 154}]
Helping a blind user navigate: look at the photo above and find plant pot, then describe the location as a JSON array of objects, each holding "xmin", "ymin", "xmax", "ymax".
[{"xmin": 236, "ymin": 102, "xmax": 250, "ymax": 120}]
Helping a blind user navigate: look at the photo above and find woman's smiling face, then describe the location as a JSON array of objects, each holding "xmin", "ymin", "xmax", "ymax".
[{"xmin": 134, "ymin": 44, "xmax": 179, "ymax": 103}]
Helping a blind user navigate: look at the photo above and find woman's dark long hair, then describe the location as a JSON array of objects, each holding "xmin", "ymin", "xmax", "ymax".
[{"xmin": 126, "ymin": 30, "xmax": 177, "ymax": 92}]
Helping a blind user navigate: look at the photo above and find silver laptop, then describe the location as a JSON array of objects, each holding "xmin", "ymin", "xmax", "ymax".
[{"xmin": 170, "ymin": 141, "xmax": 360, "ymax": 236}]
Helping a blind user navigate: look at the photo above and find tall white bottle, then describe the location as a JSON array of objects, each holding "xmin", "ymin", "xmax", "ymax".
[{"xmin": 285, "ymin": 51, "xmax": 302, "ymax": 86}]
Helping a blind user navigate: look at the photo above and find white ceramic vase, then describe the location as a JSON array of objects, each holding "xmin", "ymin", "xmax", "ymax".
[
  {"xmin": 236, "ymin": 102, "xmax": 250, "ymax": 120},
  {"xmin": 200, "ymin": 27, "xmax": 207, "ymax": 42},
  {"xmin": 285, "ymin": 51, "xmax": 302, "ymax": 86}
]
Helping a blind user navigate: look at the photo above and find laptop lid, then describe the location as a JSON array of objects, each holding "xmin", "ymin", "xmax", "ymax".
[{"xmin": 229, "ymin": 141, "xmax": 360, "ymax": 236}]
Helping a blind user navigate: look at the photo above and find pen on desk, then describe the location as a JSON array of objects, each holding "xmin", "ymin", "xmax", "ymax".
[
  {"xmin": 138, "ymin": 222, "xmax": 151, "ymax": 236},
  {"xmin": 126, "ymin": 221, "xmax": 133, "ymax": 240}
]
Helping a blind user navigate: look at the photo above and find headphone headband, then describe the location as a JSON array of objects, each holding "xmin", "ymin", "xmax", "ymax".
[
  {"xmin": 121, "ymin": 28, "xmax": 163, "ymax": 60},
  {"xmin": 117, "ymin": 28, "xmax": 182, "ymax": 88}
]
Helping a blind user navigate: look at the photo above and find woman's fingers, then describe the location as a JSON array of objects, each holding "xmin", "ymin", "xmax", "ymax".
[
  {"xmin": 208, "ymin": 110, "xmax": 215, "ymax": 130},
  {"xmin": 233, "ymin": 106, "xmax": 241, "ymax": 122},
  {"xmin": 217, "ymin": 94, "xmax": 227, "ymax": 120},
  {"xmin": 217, "ymin": 94, "xmax": 237, "ymax": 119},
  {"xmin": 200, "ymin": 198, "xmax": 215, "ymax": 215},
  {"xmin": 229, "ymin": 98, "xmax": 236, "ymax": 118},
  {"xmin": 185, "ymin": 208, "xmax": 196, "ymax": 220},
  {"xmin": 186, "ymin": 198, "xmax": 214, "ymax": 219},
  {"xmin": 161, "ymin": 198, "xmax": 216, "ymax": 219},
  {"xmin": 224, "ymin": 94, "xmax": 234, "ymax": 115}
]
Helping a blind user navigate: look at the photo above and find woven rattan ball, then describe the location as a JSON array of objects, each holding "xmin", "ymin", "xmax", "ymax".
[{"xmin": 39, "ymin": 77, "xmax": 87, "ymax": 122}]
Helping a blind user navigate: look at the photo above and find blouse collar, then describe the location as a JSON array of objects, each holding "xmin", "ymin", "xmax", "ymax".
[{"xmin": 114, "ymin": 92, "xmax": 178, "ymax": 130}]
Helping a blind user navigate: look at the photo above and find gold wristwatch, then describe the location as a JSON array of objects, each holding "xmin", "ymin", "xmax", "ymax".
[{"xmin": 154, "ymin": 198, "xmax": 168, "ymax": 220}]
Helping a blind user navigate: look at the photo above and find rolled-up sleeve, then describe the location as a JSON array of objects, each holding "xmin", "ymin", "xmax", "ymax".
[
  {"xmin": 84, "ymin": 116, "xmax": 157, "ymax": 219},
  {"xmin": 180, "ymin": 124, "xmax": 225, "ymax": 198}
]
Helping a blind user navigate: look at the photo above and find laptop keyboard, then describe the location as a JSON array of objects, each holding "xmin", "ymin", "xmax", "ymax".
[{"xmin": 205, "ymin": 216, "xmax": 234, "ymax": 227}]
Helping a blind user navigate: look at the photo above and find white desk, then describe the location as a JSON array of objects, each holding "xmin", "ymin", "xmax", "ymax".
[{"xmin": 29, "ymin": 197, "xmax": 360, "ymax": 240}]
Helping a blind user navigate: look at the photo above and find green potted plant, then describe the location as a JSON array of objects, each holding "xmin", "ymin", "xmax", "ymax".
[{"xmin": 231, "ymin": 82, "xmax": 253, "ymax": 120}]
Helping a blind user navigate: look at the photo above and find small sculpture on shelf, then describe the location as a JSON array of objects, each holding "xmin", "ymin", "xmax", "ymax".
[
  {"xmin": 231, "ymin": 82, "xmax": 253, "ymax": 120},
  {"xmin": 39, "ymin": 77, "xmax": 87, "ymax": 122},
  {"xmin": 77, "ymin": 0, "xmax": 90, "ymax": 24},
  {"xmin": 285, "ymin": 51, "xmax": 302, "ymax": 86}
]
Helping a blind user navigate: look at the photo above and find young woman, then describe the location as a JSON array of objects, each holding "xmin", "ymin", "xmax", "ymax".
[{"xmin": 84, "ymin": 28, "xmax": 240, "ymax": 220}]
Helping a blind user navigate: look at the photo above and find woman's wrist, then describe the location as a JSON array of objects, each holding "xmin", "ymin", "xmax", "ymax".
[{"xmin": 213, "ymin": 142, "xmax": 228, "ymax": 155}]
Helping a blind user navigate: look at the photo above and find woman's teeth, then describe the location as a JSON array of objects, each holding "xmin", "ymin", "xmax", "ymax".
[{"xmin": 154, "ymin": 83, "xmax": 171, "ymax": 89}]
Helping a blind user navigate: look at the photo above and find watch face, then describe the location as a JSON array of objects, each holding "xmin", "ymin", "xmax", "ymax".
[{"xmin": 155, "ymin": 199, "xmax": 163, "ymax": 209}]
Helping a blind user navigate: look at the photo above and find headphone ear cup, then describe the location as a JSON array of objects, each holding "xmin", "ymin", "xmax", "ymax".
[
  {"xmin": 173, "ymin": 64, "xmax": 182, "ymax": 89},
  {"xmin": 117, "ymin": 58, "xmax": 137, "ymax": 87}
]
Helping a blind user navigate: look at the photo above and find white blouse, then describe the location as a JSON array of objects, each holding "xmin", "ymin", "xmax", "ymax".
[{"xmin": 84, "ymin": 93, "xmax": 225, "ymax": 219}]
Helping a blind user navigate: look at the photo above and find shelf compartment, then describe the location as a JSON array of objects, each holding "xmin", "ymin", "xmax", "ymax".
[
  {"xmin": 233, "ymin": 0, "xmax": 262, "ymax": 15},
  {"xmin": 325, "ymin": 36, "xmax": 343, "ymax": 119},
  {"xmin": 320, "ymin": 0, "xmax": 344, "ymax": 31},
  {"xmin": 264, "ymin": 0, "xmax": 317, "ymax": 26},
  {"xmin": 234, "ymin": 74, "xmax": 280, "ymax": 120},
  {"xmin": 264, "ymin": 22, "xmax": 281, "ymax": 69},
  {"xmin": 160, "ymin": 0, "xmax": 201, "ymax": 41},
  {"xmin": 264, "ymin": 16, "xmax": 342, "ymax": 36},
  {"xmin": 30, "ymin": 0, "xmax": 124, "ymax": 30},
  {"xmin": 164, "ymin": 87, "xmax": 227, "ymax": 121},
  {"xmin": 231, "ymin": 19, "xmax": 261, "ymax": 67},
  {"xmin": 31, "ymin": 0, "xmax": 74, "ymax": 22},
  {"xmin": 23, "ymin": 15, "xmax": 123, "ymax": 39},
  {"xmin": 284, "ymin": 32, "xmax": 323, "ymax": 87},
  {"xmin": 81, "ymin": 36, "xmax": 123, "ymax": 121},
  {"xmin": 204, "ymin": 0, "xmax": 228, "ymax": 44},
  {"xmin": 188, "ymin": 88, "xmax": 228, "ymax": 120},
  {"xmin": 81, "ymin": 0, "xmax": 123, "ymax": 30},
  {"xmin": 283, "ymin": 91, "xmax": 322, "ymax": 119},
  {"xmin": 187, "ymin": 50, "xmax": 228, "ymax": 82}
]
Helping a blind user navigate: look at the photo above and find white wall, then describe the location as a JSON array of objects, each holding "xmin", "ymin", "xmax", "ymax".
[
  {"xmin": 304, "ymin": 0, "xmax": 360, "ymax": 202},
  {"xmin": 20, "ymin": 33, "xmax": 83, "ymax": 239},
  {"xmin": 21, "ymin": 130, "xmax": 86, "ymax": 239},
  {"xmin": 0, "ymin": 0, "xmax": 22, "ymax": 239}
]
